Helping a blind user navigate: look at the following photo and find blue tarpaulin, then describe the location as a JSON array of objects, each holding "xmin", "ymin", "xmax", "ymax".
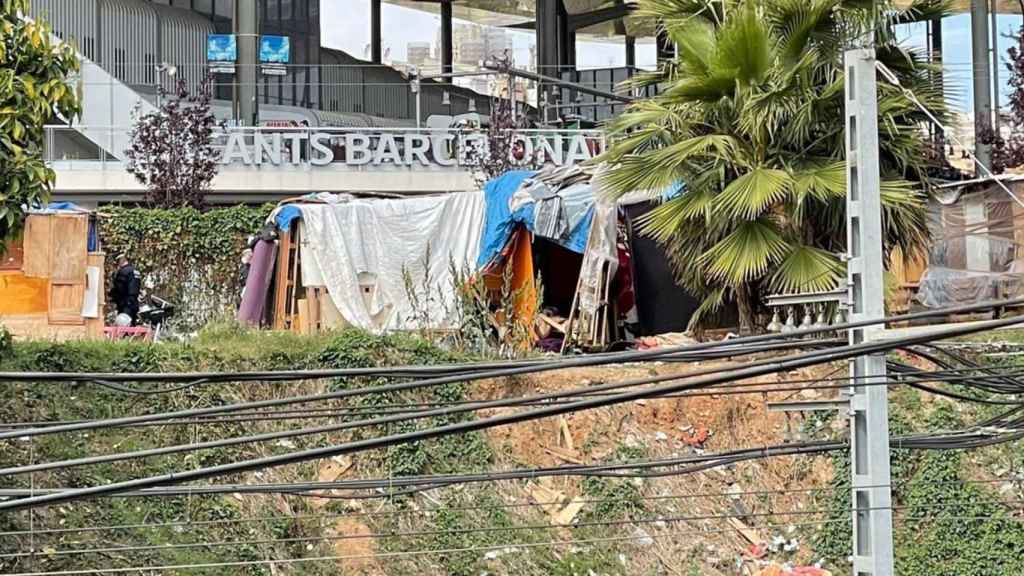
[
  {"xmin": 476, "ymin": 171, "xmax": 535, "ymax": 268},
  {"xmin": 475, "ymin": 171, "xmax": 599, "ymax": 269},
  {"xmin": 275, "ymin": 205, "xmax": 303, "ymax": 231}
]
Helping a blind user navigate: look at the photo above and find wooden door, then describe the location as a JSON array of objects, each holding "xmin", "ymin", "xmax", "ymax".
[
  {"xmin": 21, "ymin": 215, "xmax": 52, "ymax": 277},
  {"xmin": 47, "ymin": 215, "xmax": 88, "ymax": 325}
]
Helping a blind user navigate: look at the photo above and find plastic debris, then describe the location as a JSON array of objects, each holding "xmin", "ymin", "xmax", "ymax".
[{"xmin": 632, "ymin": 527, "xmax": 654, "ymax": 546}]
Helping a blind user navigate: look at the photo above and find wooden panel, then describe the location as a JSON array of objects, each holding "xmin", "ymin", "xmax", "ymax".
[
  {"xmin": 84, "ymin": 253, "xmax": 106, "ymax": 339},
  {"xmin": 2, "ymin": 313, "xmax": 87, "ymax": 342},
  {"xmin": 49, "ymin": 215, "xmax": 88, "ymax": 282},
  {"xmin": 272, "ymin": 228, "xmax": 294, "ymax": 330},
  {"xmin": 0, "ymin": 238, "xmax": 24, "ymax": 271},
  {"xmin": 0, "ymin": 272, "xmax": 49, "ymax": 314},
  {"xmin": 295, "ymin": 299, "xmax": 309, "ymax": 334},
  {"xmin": 21, "ymin": 215, "xmax": 52, "ymax": 278},
  {"xmin": 49, "ymin": 283, "xmax": 86, "ymax": 325}
]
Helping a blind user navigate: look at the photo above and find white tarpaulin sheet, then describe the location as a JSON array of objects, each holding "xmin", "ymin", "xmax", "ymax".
[{"xmin": 299, "ymin": 192, "xmax": 486, "ymax": 331}]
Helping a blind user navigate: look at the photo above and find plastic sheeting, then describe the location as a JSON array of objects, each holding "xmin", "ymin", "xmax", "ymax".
[
  {"xmin": 299, "ymin": 192, "xmax": 486, "ymax": 332},
  {"xmin": 476, "ymin": 170, "xmax": 596, "ymax": 269},
  {"xmin": 918, "ymin": 186, "xmax": 1024, "ymax": 307}
]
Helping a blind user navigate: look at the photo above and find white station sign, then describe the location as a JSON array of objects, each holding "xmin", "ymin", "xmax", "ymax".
[{"xmin": 219, "ymin": 131, "xmax": 601, "ymax": 168}]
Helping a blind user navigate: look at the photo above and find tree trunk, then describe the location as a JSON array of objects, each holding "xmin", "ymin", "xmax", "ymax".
[{"xmin": 735, "ymin": 283, "xmax": 756, "ymax": 335}]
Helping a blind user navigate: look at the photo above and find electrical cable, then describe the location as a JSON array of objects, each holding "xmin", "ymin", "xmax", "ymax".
[
  {"xmin": 0, "ymin": 505, "xmax": 844, "ymax": 560},
  {"xmin": 5, "ymin": 296, "xmax": 1023, "ymax": 389},
  {"xmin": 8, "ymin": 338, "xmax": 1004, "ymax": 477},
  {"xmin": 4, "ymin": 312, "xmax": 1024, "ymax": 512},
  {"xmin": 0, "ymin": 337, "xmax": 830, "ymax": 442},
  {"xmin": 6, "ymin": 476, "xmax": 1021, "ymax": 539},
  {"xmin": 7, "ymin": 360, "xmax": 1024, "ymax": 430},
  {"xmin": 8, "ymin": 497, "xmax": 1024, "ymax": 561},
  {"xmin": 4, "ymin": 299, "xmax": 1020, "ymax": 442},
  {"xmin": 0, "ymin": 518, "xmax": 850, "ymax": 576}
]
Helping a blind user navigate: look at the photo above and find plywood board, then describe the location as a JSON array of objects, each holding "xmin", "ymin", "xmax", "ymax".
[
  {"xmin": 21, "ymin": 215, "xmax": 52, "ymax": 278},
  {"xmin": 49, "ymin": 215, "xmax": 88, "ymax": 282},
  {"xmin": 296, "ymin": 299, "xmax": 309, "ymax": 335},
  {"xmin": 2, "ymin": 312, "xmax": 87, "ymax": 342},
  {"xmin": 83, "ymin": 254, "xmax": 106, "ymax": 338},
  {"xmin": 320, "ymin": 292, "xmax": 349, "ymax": 329},
  {"xmin": 49, "ymin": 283, "xmax": 86, "ymax": 325},
  {"xmin": 0, "ymin": 272, "xmax": 49, "ymax": 315}
]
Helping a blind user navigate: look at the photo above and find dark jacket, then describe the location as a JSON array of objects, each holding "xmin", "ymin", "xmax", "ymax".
[{"xmin": 110, "ymin": 264, "xmax": 141, "ymax": 316}]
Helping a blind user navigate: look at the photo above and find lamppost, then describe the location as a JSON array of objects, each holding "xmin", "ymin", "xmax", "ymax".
[{"xmin": 155, "ymin": 62, "xmax": 178, "ymax": 108}]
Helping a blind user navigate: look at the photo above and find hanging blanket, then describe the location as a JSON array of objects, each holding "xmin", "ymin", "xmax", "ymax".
[{"xmin": 299, "ymin": 192, "xmax": 485, "ymax": 332}]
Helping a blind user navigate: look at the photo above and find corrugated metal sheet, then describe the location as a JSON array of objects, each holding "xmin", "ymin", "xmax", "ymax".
[
  {"xmin": 151, "ymin": 3, "xmax": 214, "ymax": 93},
  {"xmin": 310, "ymin": 109, "xmax": 415, "ymax": 128},
  {"xmin": 29, "ymin": 0, "xmax": 99, "ymax": 60},
  {"xmin": 97, "ymin": 0, "xmax": 158, "ymax": 88}
]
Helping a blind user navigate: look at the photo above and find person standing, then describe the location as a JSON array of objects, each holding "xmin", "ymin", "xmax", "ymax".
[
  {"xmin": 239, "ymin": 248, "xmax": 253, "ymax": 297},
  {"xmin": 110, "ymin": 253, "xmax": 141, "ymax": 324}
]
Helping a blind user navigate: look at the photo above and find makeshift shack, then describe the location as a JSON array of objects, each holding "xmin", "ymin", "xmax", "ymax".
[
  {"xmin": 915, "ymin": 175, "xmax": 1024, "ymax": 309},
  {"xmin": 244, "ymin": 166, "xmax": 703, "ymax": 351},
  {"xmin": 240, "ymin": 191, "xmax": 486, "ymax": 333},
  {"xmin": 0, "ymin": 204, "xmax": 105, "ymax": 340}
]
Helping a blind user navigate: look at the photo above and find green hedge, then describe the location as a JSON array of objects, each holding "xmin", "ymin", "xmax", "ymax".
[{"xmin": 97, "ymin": 205, "xmax": 273, "ymax": 331}]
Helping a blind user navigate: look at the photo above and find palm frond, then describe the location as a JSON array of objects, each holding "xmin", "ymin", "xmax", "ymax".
[
  {"xmin": 686, "ymin": 286, "xmax": 727, "ymax": 331},
  {"xmin": 712, "ymin": 167, "xmax": 793, "ymax": 219},
  {"xmin": 771, "ymin": 244, "xmax": 844, "ymax": 292},
  {"xmin": 700, "ymin": 219, "xmax": 792, "ymax": 285}
]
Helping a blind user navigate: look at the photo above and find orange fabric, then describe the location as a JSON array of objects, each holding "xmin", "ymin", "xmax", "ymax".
[
  {"xmin": 0, "ymin": 272, "xmax": 49, "ymax": 315},
  {"xmin": 509, "ymin": 229, "xmax": 537, "ymax": 322},
  {"xmin": 482, "ymin": 227, "xmax": 537, "ymax": 334}
]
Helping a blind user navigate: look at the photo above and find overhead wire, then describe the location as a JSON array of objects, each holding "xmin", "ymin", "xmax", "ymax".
[
  {"xmin": 2, "ymin": 299, "xmax": 1019, "ymax": 446},
  {"xmin": 8, "ymin": 497, "xmax": 1024, "ymax": 562},
  {"xmin": 6, "ymin": 360, "xmax": 1024, "ymax": 431},
  {"xmin": 0, "ymin": 337, "xmax": 833, "ymax": 442},
  {"xmin": 3, "ymin": 476, "xmax": 1020, "ymax": 540},
  {"xmin": 11, "ymin": 358, "xmax": 1024, "ymax": 478},
  {"xmin": 5, "ymin": 312, "xmax": 1024, "ymax": 511},
  {"xmin": 0, "ymin": 518, "xmax": 851, "ymax": 576}
]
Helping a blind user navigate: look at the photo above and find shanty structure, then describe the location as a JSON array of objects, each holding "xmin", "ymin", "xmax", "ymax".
[
  {"xmin": 914, "ymin": 175, "xmax": 1024, "ymax": 308},
  {"xmin": 240, "ymin": 167, "xmax": 701, "ymax": 349},
  {"xmin": 0, "ymin": 205, "xmax": 105, "ymax": 341}
]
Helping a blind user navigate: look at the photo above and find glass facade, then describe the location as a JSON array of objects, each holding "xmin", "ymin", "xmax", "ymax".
[{"xmin": 148, "ymin": 0, "xmax": 320, "ymax": 109}]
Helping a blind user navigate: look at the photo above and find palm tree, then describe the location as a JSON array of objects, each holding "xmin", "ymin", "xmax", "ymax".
[{"xmin": 600, "ymin": 0, "xmax": 948, "ymax": 333}]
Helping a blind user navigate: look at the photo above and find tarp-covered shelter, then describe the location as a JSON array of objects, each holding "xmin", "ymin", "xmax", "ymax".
[
  {"xmin": 242, "ymin": 167, "xmax": 702, "ymax": 349},
  {"xmin": 915, "ymin": 175, "xmax": 1024, "ymax": 308},
  {"xmin": 0, "ymin": 203, "xmax": 105, "ymax": 340}
]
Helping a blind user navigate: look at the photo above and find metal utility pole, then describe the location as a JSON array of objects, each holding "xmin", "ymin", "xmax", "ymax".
[
  {"xmin": 370, "ymin": 0, "xmax": 382, "ymax": 64},
  {"xmin": 234, "ymin": 0, "xmax": 259, "ymax": 126},
  {"xmin": 844, "ymin": 48, "xmax": 895, "ymax": 576},
  {"xmin": 441, "ymin": 0, "xmax": 453, "ymax": 76},
  {"xmin": 536, "ymin": 0, "xmax": 558, "ymax": 112},
  {"xmin": 991, "ymin": 0, "xmax": 1000, "ymax": 136},
  {"xmin": 972, "ymin": 0, "xmax": 993, "ymax": 168},
  {"xmin": 929, "ymin": 17, "xmax": 944, "ymax": 147}
]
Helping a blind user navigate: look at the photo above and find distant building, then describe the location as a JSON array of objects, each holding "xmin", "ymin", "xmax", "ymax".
[{"xmin": 407, "ymin": 42, "xmax": 432, "ymax": 68}]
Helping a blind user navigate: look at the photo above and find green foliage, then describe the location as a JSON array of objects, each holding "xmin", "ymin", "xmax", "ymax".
[
  {"xmin": 601, "ymin": 0, "xmax": 945, "ymax": 330},
  {"xmin": 97, "ymin": 205, "xmax": 272, "ymax": 330},
  {"xmin": 0, "ymin": 326, "xmax": 484, "ymax": 575},
  {"xmin": 895, "ymin": 451, "xmax": 1024, "ymax": 576},
  {"xmin": 813, "ymin": 390, "xmax": 1024, "ymax": 575},
  {"xmin": 376, "ymin": 490, "xmax": 627, "ymax": 576},
  {"xmin": 0, "ymin": 323, "xmax": 11, "ymax": 356},
  {"xmin": 0, "ymin": 0, "xmax": 81, "ymax": 249},
  {"xmin": 580, "ymin": 476, "xmax": 646, "ymax": 523}
]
